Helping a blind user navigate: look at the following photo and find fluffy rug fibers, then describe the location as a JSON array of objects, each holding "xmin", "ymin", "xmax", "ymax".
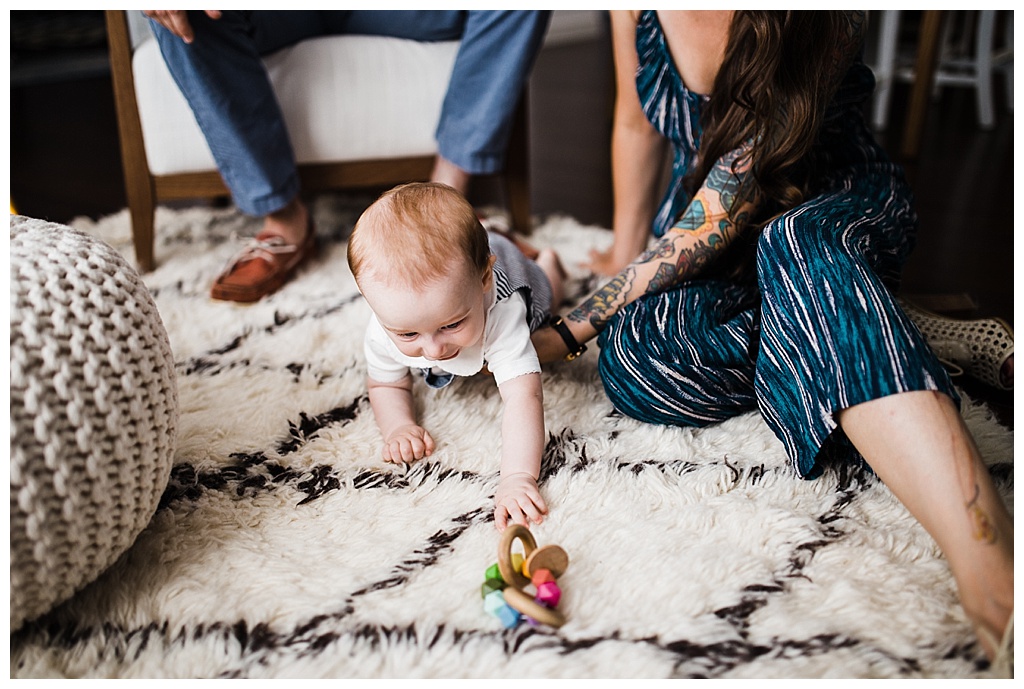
[{"xmin": 9, "ymin": 196, "xmax": 1014, "ymax": 678}]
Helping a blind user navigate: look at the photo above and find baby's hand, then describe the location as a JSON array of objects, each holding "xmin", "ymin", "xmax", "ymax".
[
  {"xmin": 382, "ymin": 424, "xmax": 435, "ymax": 464},
  {"xmin": 494, "ymin": 472, "xmax": 548, "ymax": 531}
]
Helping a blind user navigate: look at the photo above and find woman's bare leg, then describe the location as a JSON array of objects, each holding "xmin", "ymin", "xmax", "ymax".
[{"xmin": 838, "ymin": 390, "xmax": 1013, "ymax": 660}]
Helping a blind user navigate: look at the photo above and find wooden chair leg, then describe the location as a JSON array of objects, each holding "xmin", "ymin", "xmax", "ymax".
[
  {"xmin": 127, "ymin": 186, "xmax": 157, "ymax": 273},
  {"xmin": 505, "ymin": 92, "xmax": 532, "ymax": 235},
  {"xmin": 901, "ymin": 10, "xmax": 946, "ymax": 160},
  {"xmin": 105, "ymin": 9, "xmax": 158, "ymax": 273}
]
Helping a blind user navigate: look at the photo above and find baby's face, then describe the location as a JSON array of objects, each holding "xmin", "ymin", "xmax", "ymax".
[{"xmin": 360, "ymin": 262, "xmax": 491, "ymax": 362}]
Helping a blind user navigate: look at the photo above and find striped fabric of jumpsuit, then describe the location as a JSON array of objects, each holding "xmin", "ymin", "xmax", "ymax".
[{"xmin": 597, "ymin": 11, "xmax": 957, "ymax": 478}]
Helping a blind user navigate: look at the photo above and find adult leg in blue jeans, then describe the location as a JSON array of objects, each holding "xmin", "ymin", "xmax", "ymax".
[{"xmin": 146, "ymin": 10, "xmax": 551, "ymax": 302}]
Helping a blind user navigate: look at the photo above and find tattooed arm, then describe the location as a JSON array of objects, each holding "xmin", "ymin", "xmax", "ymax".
[{"xmin": 532, "ymin": 143, "xmax": 760, "ymax": 363}]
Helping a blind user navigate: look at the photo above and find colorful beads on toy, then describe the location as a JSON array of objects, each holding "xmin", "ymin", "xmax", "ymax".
[
  {"xmin": 482, "ymin": 524, "xmax": 570, "ymax": 629},
  {"xmin": 485, "ymin": 562, "xmax": 502, "ymax": 582},
  {"xmin": 481, "ymin": 577, "xmax": 505, "ymax": 599},
  {"xmin": 535, "ymin": 581, "xmax": 561, "ymax": 607},
  {"xmin": 502, "ymin": 584, "xmax": 564, "ymax": 628},
  {"xmin": 483, "ymin": 590, "xmax": 521, "ymax": 629},
  {"xmin": 495, "ymin": 605, "xmax": 521, "ymax": 628},
  {"xmin": 483, "ymin": 590, "xmax": 506, "ymax": 616},
  {"xmin": 531, "ymin": 568, "xmax": 555, "ymax": 587}
]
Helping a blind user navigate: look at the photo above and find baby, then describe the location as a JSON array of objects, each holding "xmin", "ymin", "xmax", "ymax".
[{"xmin": 347, "ymin": 182, "xmax": 565, "ymax": 531}]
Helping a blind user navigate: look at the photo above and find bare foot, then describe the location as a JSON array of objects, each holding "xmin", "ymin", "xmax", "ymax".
[{"xmin": 536, "ymin": 248, "xmax": 566, "ymax": 310}]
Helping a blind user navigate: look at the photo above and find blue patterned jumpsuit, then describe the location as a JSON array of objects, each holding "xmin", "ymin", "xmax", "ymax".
[{"xmin": 597, "ymin": 11, "xmax": 957, "ymax": 478}]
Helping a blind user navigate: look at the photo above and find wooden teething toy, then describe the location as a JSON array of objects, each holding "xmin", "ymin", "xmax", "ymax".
[{"xmin": 481, "ymin": 524, "xmax": 569, "ymax": 628}]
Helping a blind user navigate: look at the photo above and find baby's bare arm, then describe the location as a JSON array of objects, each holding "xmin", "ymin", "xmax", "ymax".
[
  {"xmin": 368, "ymin": 375, "xmax": 435, "ymax": 464},
  {"xmin": 494, "ymin": 372, "xmax": 549, "ymax": 530}
]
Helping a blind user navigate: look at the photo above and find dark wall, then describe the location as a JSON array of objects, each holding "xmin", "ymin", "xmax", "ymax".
[{"xmin": 11, "ymin": 11, "xmax": 126, "ymax": 223}]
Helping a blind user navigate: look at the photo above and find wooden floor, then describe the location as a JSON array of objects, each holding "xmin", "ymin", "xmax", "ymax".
[{"xmin": 10, "ymin": 12, "xmax": 1013, "ymax": 423}]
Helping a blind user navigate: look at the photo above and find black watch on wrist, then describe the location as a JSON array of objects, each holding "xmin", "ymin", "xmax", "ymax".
[{"xmin": 548, "ymin": 316, "xmax": 587, "ymax": 361}]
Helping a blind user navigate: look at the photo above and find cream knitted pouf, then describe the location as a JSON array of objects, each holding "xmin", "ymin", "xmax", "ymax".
[{"xmin": 9, "ymin": 216, "xmax": 178, "ymax": 631}]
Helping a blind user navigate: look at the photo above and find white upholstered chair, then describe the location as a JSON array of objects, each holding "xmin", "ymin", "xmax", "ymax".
[{"xmin": 104, "ymin": 10, "xmax": 531, "ymax": 272}]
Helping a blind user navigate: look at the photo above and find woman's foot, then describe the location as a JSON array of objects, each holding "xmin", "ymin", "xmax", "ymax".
[{"xmin": 536, "ymin": 248, "xmax": 567, "ymax": 309}]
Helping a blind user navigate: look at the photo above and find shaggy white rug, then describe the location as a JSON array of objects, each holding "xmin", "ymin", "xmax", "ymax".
[{"xmin": 10, "ymin": 195, "xmax": 1014, "ymax": 679}]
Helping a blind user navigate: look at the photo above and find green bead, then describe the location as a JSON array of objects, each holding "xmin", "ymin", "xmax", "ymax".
[
  {"xmin": 485, "ymin": 562, "xmax": 502, "ymax": 582},
  {"xmin": 480, "ymin": 577, "xmax": 506, "ymax": 598}
]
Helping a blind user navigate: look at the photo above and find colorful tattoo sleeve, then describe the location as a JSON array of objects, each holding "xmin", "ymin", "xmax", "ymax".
[{"xmin": 567, "ymin": 143, "xmax": 759, "ymax": 332}]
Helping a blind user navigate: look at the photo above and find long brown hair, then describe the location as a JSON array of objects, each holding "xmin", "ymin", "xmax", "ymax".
[{"xmin": 687, "ymin": 11, "xmax": 856, "ymax": 222}]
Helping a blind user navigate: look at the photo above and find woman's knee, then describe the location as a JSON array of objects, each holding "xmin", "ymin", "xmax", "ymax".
[
  {"xmin": 597, "ymin": 323, "xmax": 755, "ymax": 427},
  {"xmin": 756, "ymin": 179, "xmax": 917, "ymax": 286},
  {"xmin": 755, "ymin": 214, "xmax": 827, "ymax": 281}
]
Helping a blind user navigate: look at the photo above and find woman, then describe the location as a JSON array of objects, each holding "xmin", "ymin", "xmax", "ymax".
[{"xmin": 534, "ymin": 11, "xmax": 1012, "ymax": 668}]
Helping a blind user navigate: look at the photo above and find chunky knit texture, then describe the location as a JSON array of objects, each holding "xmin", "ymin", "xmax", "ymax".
[{"xmin": 9, "ymin": 216, "xmax": 178, "ymax": 631}]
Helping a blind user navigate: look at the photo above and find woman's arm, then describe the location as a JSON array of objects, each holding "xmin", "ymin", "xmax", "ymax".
[
  {"xmin": 585, "ymin": 10, "xmax": 668, "ymax": 277},
  {"xmin": 534, "ymin": 142, "xmax": 759, "ymax": 362}
]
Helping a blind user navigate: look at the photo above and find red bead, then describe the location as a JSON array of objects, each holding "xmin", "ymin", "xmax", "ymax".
[{"xmin": 531, "ymin": 568, "xmax": 555, "ymax": 587}]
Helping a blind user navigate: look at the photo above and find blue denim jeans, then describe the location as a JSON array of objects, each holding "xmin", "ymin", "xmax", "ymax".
[{"xmin": 150, "ymin": 10, "xmax": 551, "ymax": 216}]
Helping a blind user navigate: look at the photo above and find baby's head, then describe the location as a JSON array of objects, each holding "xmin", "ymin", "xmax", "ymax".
[
  {"xmin": 348, "ymin": 182, "xmax": 496, "ymax": 362},
  {"xmin": 348, "ymin": 182, "xmax": 491, "ymax": 290}
]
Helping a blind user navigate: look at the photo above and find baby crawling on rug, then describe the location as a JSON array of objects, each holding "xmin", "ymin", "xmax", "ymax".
[{"xmin": 347, "ymin": 182, "xmax": 565, "ymax": 531}]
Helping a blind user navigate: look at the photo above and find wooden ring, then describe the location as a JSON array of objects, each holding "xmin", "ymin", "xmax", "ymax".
[
  {"xmin": 498, "ymin": 524, "xmax": 535, "ymax": 589},
  {"xmin": 502, "ymin": 586, "xmax": 567, "ymax": 628},
  {"xmin": 523, "ymin": 544, "xmax": 569, "ymax": 579}
]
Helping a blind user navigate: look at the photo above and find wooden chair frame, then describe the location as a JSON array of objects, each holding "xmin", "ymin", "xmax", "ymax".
[{"xmin": 104, "ymin": 10, "xmax": 531, "ymax": 272}]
